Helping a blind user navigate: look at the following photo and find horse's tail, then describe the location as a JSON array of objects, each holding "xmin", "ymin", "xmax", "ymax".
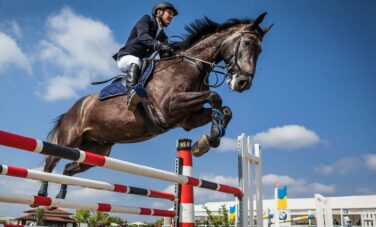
[
  {"xmin": 40, "ymin": 113, "xmax": 65, "ymax": 169},
  {"xmin": 47, "ymin": 113, "xmax": 65, "ymax": 144}
]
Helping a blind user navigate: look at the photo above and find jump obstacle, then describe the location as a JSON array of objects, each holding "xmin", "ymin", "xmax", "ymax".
[
  {"xmin": 0, "ymin": 164, "xmax": 175, "ymax": 201},
  {"xmin": 0, "ymin": 130, "xmax": 263, "ymax": 226}
]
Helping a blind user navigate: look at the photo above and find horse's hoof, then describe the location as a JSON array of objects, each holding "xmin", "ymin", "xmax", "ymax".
[
  {"xmin": 192, "ymin": 135, "xmax": 210, "ymax": 157},
  {"xmin": 209, "ymin": 136, "xmax": 220, "ymax": 148},
  {"xmin": 222, "ymin": 106, "xmax": 232, "ymax": 123}
]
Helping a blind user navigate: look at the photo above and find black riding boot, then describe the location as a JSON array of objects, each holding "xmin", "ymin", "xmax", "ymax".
[{"xmin": 124, "ymin": 63, "xmax": 141, "ymax": 112}]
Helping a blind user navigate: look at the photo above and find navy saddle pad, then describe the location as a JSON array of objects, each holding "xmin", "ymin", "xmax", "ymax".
[{"xmin": 99, "ymin": 61, "xmax": 154, "ymax": 101}]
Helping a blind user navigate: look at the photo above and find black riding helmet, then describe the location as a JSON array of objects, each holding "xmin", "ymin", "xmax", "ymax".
[{"xmin": 152, "ymin": 2, "xmax": 178, "ymax": 16}]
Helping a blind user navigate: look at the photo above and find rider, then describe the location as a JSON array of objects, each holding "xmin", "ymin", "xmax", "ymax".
[{"xmin": 113, "ymin": 2, "xmax": 178, "ymax": 111}]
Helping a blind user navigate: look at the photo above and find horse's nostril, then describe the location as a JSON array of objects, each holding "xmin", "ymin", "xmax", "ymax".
[{"xmin": 239, "ymin": 80, "xmax": 247, "ymax": 89}]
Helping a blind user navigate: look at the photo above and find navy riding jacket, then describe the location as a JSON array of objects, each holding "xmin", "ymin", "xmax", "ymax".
[{"xmin": 113, "ymin": 15, "xmax": 167, "ymax": 60}]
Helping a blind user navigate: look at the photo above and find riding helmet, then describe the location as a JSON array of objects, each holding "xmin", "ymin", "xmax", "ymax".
[{"xmin": 152, "ymin": 2, "xmax": 178, "ymax": 16}]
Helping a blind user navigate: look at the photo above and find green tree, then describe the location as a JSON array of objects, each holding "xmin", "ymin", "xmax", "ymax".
[
  {"xmin": 202, "ymin": 204, "xmax": 234, "ymax": 227},
  {"xmin": 35, "ymin": 208, "xmax": 45, "ymax": 226},
  {"xmin": 107, "ymin": 216, "xmax": 127, "ymax": 225},
  {"xmin": 74, "ymin": 210, "xmax": 91, "ymax": 225},
  {"xmin": 155, "ymin": 218, "xmax": 164, "ymax": 226},
  {"xmin": 74, "ymin": 210, "xmax": 127, "ymax": 227}
]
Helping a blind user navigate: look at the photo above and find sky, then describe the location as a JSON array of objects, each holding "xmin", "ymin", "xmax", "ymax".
[{"xmin": 0, "ymin": 0, "xmax": 375, "ymax": 223}]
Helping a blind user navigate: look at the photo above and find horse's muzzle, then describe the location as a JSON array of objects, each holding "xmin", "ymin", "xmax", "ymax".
[{"xmin": 227, "ymin": 74, "xmax": 253, "ymax": 92}]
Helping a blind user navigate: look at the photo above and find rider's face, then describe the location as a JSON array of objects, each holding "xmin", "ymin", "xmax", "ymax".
[{"xmin": 157, "ymin": 9, "xmax": 174, "ymax": 26}]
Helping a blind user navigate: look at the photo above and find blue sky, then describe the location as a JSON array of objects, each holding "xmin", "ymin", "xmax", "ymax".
[{"xmin": 0, "ymin": 0, "xmax": 375, "ymax": 222}]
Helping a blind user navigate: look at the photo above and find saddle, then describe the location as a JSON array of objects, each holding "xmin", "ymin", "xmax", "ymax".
[{"xmin": 97, "ymin": 59, "xmax": 155, "ymax": 101}]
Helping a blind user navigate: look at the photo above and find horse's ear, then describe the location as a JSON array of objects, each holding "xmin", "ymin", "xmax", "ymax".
[
  {"xmin": 263, "ymin": 23, "xmax": 273, "ymax": 35},
  {"xmin": 252, "ymin": 12, "xmax": 267, "ymax": 28}
]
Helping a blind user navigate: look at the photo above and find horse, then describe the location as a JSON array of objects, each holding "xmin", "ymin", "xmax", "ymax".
[{"xmin": 38, "ymin": 13, "xmax": 272, "ymax": 199}]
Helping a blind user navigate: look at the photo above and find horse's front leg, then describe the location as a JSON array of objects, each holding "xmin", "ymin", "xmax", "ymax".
[
  {"xmin": 170, "ymin": 91, "xmax": 232, "ymax": 157},
  {"xmin": 179, "ymin": 108, "xmax": 213, "ymax": 131},
  {"xmin": 190, "ymin": 105, "xmax": 232, "ymax": 157}
]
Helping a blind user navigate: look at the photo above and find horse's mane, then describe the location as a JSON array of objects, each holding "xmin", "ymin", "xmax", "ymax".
[{"xmin": 172, "ymin": 17, "xmax": 254, "ymax": 51}]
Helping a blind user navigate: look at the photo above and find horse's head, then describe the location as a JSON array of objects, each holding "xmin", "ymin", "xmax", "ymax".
[{"xmin": 221, "ymin": 13, "xmax": 272, "ymax": 92}]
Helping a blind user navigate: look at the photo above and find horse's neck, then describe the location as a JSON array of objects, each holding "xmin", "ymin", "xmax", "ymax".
[{"xmin": 184, "ymin": 32, "xmax": 229, "ymax": 65}]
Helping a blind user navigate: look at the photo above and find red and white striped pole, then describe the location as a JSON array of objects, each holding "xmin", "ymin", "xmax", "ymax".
[
  {"xmin": 0, "ymin": 164, "xmax": 175, "ymax": 201},
  {"xmin": 0, "ymin": 130, "xmax": 242, "ymax": 196},
  {"xmin": 176, "ymin": 139, "xmax": 194, "ymax": 227},
  {"xmin": 0, "ymin": 192, "xmax": 175, "ymax": 217}
]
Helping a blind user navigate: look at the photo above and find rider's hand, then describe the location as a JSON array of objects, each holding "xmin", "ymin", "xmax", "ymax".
[{"xmin": 160, "ymin": 44, "xmax": 175, "ymax": 53}]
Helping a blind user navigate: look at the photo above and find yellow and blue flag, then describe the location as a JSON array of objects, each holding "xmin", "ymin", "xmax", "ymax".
[
  {"xmin": 277, "ymin": 185, "xmax": 287, "ymax": 210},
  {"xmin": 229, "ymin": 205, "xmax": 236, "ymax": 221}
]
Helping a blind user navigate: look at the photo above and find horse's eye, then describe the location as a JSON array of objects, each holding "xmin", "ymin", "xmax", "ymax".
[{"xmin": 244, "ymin": 41, "xmax": 252, "ymax": 46}]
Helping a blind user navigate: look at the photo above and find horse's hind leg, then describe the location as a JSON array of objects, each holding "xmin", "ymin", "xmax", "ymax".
[
  {"xmin": 38, "ymin": 127, "xmax": 83, "ymax": 197},
  {"xmin": 38, "ymin": 156, "xmax": 62, "ymax": 196},
  {"xmin": 56, "ymin": 142, "xmax": 113, "ymax": 199}
]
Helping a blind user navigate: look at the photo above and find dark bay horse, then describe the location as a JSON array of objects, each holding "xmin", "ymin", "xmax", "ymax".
[{"xmin": 39, "ymin": 13, "xmax": 272, "ymax": 199}]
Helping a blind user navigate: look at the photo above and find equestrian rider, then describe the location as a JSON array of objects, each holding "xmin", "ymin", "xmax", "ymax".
[{"xmin": 113, "ymin": 2, "xmax": 178, "ymax": 111}]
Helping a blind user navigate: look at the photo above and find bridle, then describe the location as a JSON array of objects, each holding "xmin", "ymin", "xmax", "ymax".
[
  {"xmin": 225, "ymin": 30, "xmax": 262, "ymax": 78},
  {"xmin": 161, "ymin": 28, "xmax": 262, "ymax": 88}
]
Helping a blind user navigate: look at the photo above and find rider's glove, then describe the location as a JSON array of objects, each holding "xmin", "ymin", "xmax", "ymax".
[{"xmin": 160, "ymin": 44, "xmax": 175, "ymax": 53}]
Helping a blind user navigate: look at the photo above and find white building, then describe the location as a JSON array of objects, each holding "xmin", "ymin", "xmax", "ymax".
[{"xmin": 195, "ymin": 194, "xmax": 376, "ymax": 226}]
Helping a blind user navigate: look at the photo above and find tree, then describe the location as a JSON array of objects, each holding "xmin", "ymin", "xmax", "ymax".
[
  {"xmin": 35, "ymin": 208, "xmax": 45, "ymax": 226},
  {"xmin": 74, "ymin": 210, "xmax": 127, "ymax": 227},
  {"xmin": 75, "ymin": 210, "xmax": 91, "ymax": 225},
  {"xmin": 155, "ymin": 218, "xmax": 164, "ymax": 226},
  {"xmin": 107, "ymin": 216, "xmax": 127, "ymax": 225},
  {"xmin": 201, "ymin": 204, "xmax": 234, "ymax": 227}
]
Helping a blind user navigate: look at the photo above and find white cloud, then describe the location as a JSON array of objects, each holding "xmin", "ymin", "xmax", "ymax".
[
  {"xmin": 40, "ymin": 73, "xmax": 91, "ymax": 101},
  {"xmin": 10, "ymin": 21, "xmax": 21, "ymax": 37},
  {"xmin": 263, "ymin": 173, "xmax": 335, "ymax": 195},
  {"xmin": 356, "ymin": 186, "xmax": 376, "ymax": 195},
  {"xmin": 67, "ymin": 187, "xmax": 119, "ymax": 203},
  {"xmin": 194, "ymin": 174, "xmax": 238, "ymax": 203},
  {"xmin": 216, "ymin": 137, "xmax": 238, "ymax": 152},
  {"xmin": 164, "ymin": 184, "xmax": 175, "ymax": 194},
  {"xmin": 216, "ymin": 125, "xmax": 321, "ymax": 153},
  {"xmin": 37, "ymin": 7, "xmax": 119, "ymax": 101},
  {"xmin": 314, "ymin": 156, "xmax": 362, "ymax": 176},
  {"xmin": 252, "ymin": 125, "xmax": 321, "ymax": 151},
  {"xmin": 149, "ymin": 201, "xmax": 172, "ymax": 210},
  {"xmin": 314, "ymin": 165, "xmax": 334, "ymax": 175},
  {"xmin": 200, "ymin": 174, "xmax": 238, "ymax": 187},
  {"xmin": 363, "ymin": 154, "xmax": 376, "ymax": 172},
  {"xmin": 0, "ymin": 31, "xmax": 31, "ymax": 74}
]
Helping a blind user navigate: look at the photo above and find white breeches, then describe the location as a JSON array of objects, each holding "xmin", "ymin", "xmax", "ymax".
[{"xmin": 117, "ymin": 55, "xmax": 141, "ymax": 73}]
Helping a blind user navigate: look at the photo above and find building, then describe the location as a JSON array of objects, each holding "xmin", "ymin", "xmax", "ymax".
[
  {"xmin": 15, "ymin": 207, "xmax": 78, "ymax": 227},
  {"xmin": 194, "ymin": 194, "xmax": 376, "ymax": 226}
]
